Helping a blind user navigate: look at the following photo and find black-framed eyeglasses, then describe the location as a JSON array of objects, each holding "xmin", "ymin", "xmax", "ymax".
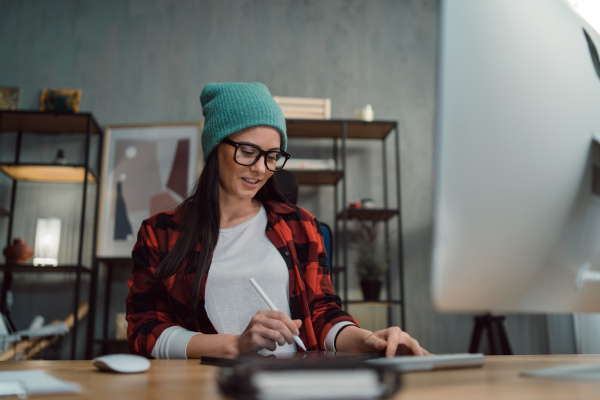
[{"xmin": 221, "ymin": 137, "xmax": 291, "ymax": 172}]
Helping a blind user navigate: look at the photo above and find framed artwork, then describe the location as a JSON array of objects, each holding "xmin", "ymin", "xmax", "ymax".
[
  {"xmin": 97, "ymin": 123, "xmax": 202, "ymax": 258},
  {"xmin": 0, "ymin": 86, "xmax": 20, "ymax": 110},
  {"xmin": 39, "ymin": 88, "xmax": 81, "ymax": 112}
]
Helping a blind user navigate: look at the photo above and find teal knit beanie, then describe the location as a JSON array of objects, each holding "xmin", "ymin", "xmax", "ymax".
[{"xmin": 200, "ymin": 82, "xmax": 287, "ymax": 161}]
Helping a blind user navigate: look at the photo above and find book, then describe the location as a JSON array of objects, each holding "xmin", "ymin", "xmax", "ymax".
[
  {"xmin": 284, "ymin": 158, "xmax": 336, "ymax": 171},
  {"xmin": 216, "ymin": 354, "xmax": 401, "ymax": 400}
]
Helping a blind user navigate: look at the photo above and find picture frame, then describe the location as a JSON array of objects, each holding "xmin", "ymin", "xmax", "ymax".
[
  {"xmin": 96, "ymin": 122, "xmax": 202, "ymax": 258},
  {"xmin": 39, "ymin": 88, "xmax": 81, "ymax": 112},
  {"xmin": 0, "ymin": 86, "xmax": 20, "ymax": 110}
]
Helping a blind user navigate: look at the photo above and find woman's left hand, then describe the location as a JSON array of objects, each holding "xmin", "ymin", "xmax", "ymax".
[{"xmin": 364, "ymin": 326, "xmax": 431, "ymax": 357}]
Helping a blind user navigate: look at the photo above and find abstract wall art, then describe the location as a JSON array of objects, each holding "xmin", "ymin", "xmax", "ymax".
[{"xmin": 97, "ymin": 123, "xmax": 201, "ymax": 258}]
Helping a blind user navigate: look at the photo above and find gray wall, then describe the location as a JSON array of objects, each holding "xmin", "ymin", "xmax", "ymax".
[{"xmin": 0, "ymin": 0, "xmax": 573, "ymax": 359}]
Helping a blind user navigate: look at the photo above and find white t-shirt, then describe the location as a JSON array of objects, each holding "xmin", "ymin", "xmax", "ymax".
[{"xmin": 205, "ymin": 205, "xmax": 296, "ymax": 354}]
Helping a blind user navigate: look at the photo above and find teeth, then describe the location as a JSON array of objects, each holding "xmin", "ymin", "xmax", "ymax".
[{"xmin": 243, "ymin": 178, "xmax": 259, "ymax": 184}]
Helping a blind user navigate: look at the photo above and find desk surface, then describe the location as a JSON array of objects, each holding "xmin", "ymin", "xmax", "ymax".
[{"xmin": 1, "ymin": 355, "xmax": 599, "ymax": 399}]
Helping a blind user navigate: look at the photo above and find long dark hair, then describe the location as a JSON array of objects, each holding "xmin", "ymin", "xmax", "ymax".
[{"xmin": 152, "ymin": 146, "xmax": 289, "ymax": 323}]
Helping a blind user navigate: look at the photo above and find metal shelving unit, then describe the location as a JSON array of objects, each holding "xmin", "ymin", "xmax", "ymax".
[
  {"xmin": 0, "ymin": 110, "xmax": 103, "ymax": 359},
  {"xmin": 286, "ymin": 119, "xmax": 405, "ymax": 329}
]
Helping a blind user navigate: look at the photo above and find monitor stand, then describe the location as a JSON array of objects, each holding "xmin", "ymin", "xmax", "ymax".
[
  {"xmin": 521, "ymin": 364, "xmax": 600, "ymax": 382},
  {"xmin": 520, "ymin": 259, "xmax": 600, "ymax": 382}
]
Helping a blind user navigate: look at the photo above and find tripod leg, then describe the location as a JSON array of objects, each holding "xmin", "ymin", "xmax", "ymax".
[
  {"xmin": 469, "ymin": 316, "xmax": 485, "ymax": 353},
  {"xmin": 487, "ymin": 318, "xmax": 501, "ymax": 355},
  {"xmin": 495, "ymin": 317, "xmax": 513, "ymax": 355}
]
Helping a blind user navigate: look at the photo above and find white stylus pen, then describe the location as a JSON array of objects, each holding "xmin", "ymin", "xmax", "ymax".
[{"xmin": 249, "ymin": 277, "xmax": 307, "ymax": 351}]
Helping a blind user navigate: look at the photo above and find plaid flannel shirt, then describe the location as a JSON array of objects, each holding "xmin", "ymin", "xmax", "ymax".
[{"xmin": 126, "ymin": 201, "xmax": 358, "ymax": 358}]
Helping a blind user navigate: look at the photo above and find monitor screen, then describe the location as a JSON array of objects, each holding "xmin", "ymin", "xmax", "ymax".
[{"xmin": 432, "ymin": 0, "xmax": 600, "ymax": 314}]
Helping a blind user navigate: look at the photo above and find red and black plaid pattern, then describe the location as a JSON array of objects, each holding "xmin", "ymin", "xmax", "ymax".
[{"xmin": 126, "ymin": 201, "xmax": 357, "ymax": 358}]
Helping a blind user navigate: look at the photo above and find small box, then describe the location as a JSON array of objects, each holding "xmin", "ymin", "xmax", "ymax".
[{"xmin": 273, "ymin": 96, "xmax": 331, "ymax": 120}]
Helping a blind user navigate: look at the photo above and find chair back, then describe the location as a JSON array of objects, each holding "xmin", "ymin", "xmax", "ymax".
[{"xmin": 320, "ymin": 222, "xmax": 332, "ymax": 267}]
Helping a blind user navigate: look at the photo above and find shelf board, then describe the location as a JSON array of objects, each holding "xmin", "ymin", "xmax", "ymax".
[
  {"xmin": 286, "ymin": 119, "xmax": 397, "ymax": 140},
  {"xmin": 0, "ymin": 164, "xmax": 97, "ymax": 183},
  {"xmin": 97, "ymin": 257, "xmax": 133, "ymax": 267},
  {"xmin": 289, "ymin": 170, "xmax": 343, "ymax": 185},
  {"xmin": 0, "ymin": 264, "xmax": 92, "ymax": 273},
  {"xmin": 338, "ymin": 208, "xmax": 398, "ymax": 221},
  {"xmin": 0, "ymin": 110, "xmax": 102, "ymax": 134}
]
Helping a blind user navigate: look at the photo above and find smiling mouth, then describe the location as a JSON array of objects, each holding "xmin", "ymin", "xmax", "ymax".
[{"xmin": 242, "ymin": 178, "xmax": 259, "ymax": 184}]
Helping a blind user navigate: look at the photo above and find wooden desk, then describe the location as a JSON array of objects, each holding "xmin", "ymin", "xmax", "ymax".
[
  {"xmin": 402, "ymin": 355, "xmax": 600, "ymax": 399},
  {"xmin": 0, "ymin": 355, "xmax": 599, "ymax": 399}
]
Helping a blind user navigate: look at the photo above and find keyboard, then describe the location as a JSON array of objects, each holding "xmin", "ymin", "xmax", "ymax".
[{"xmin": 366, "ymin": 353, "xmax": 486, "ymax": 372}]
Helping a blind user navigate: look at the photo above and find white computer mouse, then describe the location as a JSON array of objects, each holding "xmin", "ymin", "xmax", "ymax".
[{"xmin": 92, "ymin": 353, "xmax": 151, "ymax": 373}]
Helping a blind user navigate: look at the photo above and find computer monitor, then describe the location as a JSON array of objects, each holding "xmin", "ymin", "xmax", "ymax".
[{"xmin": 432, "ymin": 0, "xmax": 600, "ymax": 314}]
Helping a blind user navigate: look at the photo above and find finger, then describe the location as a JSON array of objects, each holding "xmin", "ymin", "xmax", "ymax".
[
  {"xmin": 384, "ymin": 331, "xmax": 400, "ymax": 357},
  {"xmin": 293, "ymin": 319, "xmax": 302, "ymax": 330},
  {"xmin": 394, "ymin": 336, "xmax": 425, "ymax": 356},
  {"xmin": 257, "ymin": 310, "xmax": 301, "ymax": 335},
  {"xmin": 364, "ymin": 328, "xmax": 398, "ymax": 356},
  {"xmin": 412, "ymin": 340, "xmax": 429, "ymax": 356},
  {"xmin": 238, "ymin": 330, "xmax": 275, "ymax": 353},
  {"xmin": 245, "ymin": 330, "xmax": 279, "ymax": 352},
  {"xmin": 252, "ymin": 311, "xmax": 298, "ymax": 344},
  {"xmin": 243, "ymin": 324, "xmax": 290, "ymax": 349},
  {"xmin": 257, "ymin": 326, "xmax": 290, "ymax": 348},
  {"xmin": 372, "ymin": 327, "xmax": 423, "ymax": 357}
]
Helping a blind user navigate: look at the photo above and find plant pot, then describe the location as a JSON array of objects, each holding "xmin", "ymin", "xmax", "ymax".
[
  {"xmin": 360, "ymin": 280, "xmax": 382, "ymax": 301},
  {"xmin": 3, "ymin": 238, "xmax": 33, "ymax": 265}
]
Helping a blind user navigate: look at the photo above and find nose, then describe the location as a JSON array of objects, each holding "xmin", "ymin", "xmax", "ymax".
[{"xmin": 249, "ymin": 155, "xmax": 268, "ymax": 173}]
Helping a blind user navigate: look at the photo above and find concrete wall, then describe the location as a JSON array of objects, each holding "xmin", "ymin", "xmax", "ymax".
[{"xmin": 0, "ymin": 0, "xmax": 571, "ymax": 359}]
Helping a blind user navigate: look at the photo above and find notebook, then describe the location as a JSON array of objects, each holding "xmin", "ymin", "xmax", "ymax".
[
  {"xmin": 201, "ymin": 351, "xmax": 374, "ymax": 367},
  {"xmin": 216, "ymin": 353, "xmax": 401, "ymax": 400}
]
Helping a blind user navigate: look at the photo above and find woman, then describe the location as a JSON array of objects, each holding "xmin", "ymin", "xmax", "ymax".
[{"xmin": 126, "ymin": 82, "xmax": 428, "ymax": 359}]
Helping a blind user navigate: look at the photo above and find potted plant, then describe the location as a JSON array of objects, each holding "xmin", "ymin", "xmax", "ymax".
[{"xmin": 353, "ymin": 219, "xmax": 388, "ymax": 301}]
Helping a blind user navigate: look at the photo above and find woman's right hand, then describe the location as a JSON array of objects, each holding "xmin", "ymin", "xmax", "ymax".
[{"xmin": 237, "ymin": 309, "xmax": 302, "ymax": 354}]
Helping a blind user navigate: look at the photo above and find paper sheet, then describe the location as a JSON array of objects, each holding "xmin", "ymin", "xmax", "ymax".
[{"xmin": 0, "ymin": 370, "xmax": 81, "ymax": 395}]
